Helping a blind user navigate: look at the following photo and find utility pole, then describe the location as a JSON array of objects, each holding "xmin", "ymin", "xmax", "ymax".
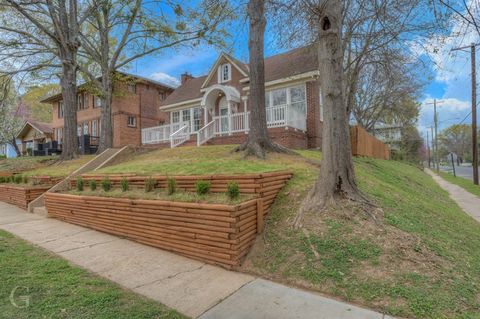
[
  {"xmin": 430, "ymin": 126, "xmax": 435, "ymax": 170},
  {"xmin": 427, "ymin": 130, "xmax": 431, "ymax": 168},
  {"xmin": 426, "ymin": 100, "xmax": 443, "ymax": 172},
  {"xmin": 452, "ymin": 43, "xmax": 479, "ymax": 185}
]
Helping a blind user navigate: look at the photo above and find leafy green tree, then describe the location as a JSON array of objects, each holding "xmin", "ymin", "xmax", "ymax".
[
  {"xmin": 22, "ymin": 84, "xmax": 60, "ymax": 122},
  {"xmin": 438, "ymin": 124, "xmax": 472, "ymax": 162}
]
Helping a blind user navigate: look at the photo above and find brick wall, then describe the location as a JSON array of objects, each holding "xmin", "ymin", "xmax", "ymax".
[{"xmin": 50, "ymin": 80, "xmax": 172, "ymax": 147}]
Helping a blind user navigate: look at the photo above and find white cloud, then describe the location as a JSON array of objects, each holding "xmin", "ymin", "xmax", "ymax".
[
  {"xmin": 149, "ymin": 72, "xmax": 180, "ymax": 88},
  {"xmin": 422, "ymin": 97, "xmax": 470, "ymax": 112}
]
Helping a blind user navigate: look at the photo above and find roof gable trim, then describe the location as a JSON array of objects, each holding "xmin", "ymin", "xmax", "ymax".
[{"xmin": 201, "ymin": 53, "xmax": 248, "ymax": 89}]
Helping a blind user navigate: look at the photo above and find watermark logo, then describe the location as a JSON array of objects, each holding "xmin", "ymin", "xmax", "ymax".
[{"xmin": 9, "ymin": 286, "xmax": 30, "ymax": 308}]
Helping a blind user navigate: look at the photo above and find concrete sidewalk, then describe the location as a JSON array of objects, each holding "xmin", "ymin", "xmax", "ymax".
[
  {"xmin": 426, "ymin": 169, "xmax": 480, "ymax": 223},
  {"xmin": 0, "ymin": 202, "xmax": 391, "ymax": 319}
]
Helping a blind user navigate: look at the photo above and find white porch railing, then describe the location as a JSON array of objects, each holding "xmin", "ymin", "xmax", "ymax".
[
  {"xmin": 141, "ymin": 103, "xmax": 306, "ymax": 147},
  {"xmin": 170, "ymin": 124, "xmax": 191, "ymax": 148},
  {"xmin": 141, "ymin": 122, "xmax": 188, "ymax": 145},
  {"xmin": 197, "ymin": 120, "xmax": 215, "ymax": 146}
]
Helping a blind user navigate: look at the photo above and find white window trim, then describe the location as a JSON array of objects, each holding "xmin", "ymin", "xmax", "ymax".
[
  {"xmin": 319, "ymin": 87, "xmax": 324, "ymax": 122},
  {"xmin": 218, "ymin": 63, "xmax": 231, "ymax": 83},
  {"xmin": 171, "ymin": 107, "xmax": 202, "ymax": 132},
  {"xmin": 265, "ymin": 83, "xmax": 307, "ymax": 108}
]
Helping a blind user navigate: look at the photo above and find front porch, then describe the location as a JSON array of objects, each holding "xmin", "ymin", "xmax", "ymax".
[
  {"xmin": 142, "ymin": 105, "xmax": 306, "ymax": 148},
  {"xmin": 142, "ymin": 84, "xmax": 307, "ymax": 148}
]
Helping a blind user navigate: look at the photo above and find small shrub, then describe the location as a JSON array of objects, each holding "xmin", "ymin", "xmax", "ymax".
[
  {"xmin": 196, "ymin": 180, "xmax": 211, "ymax": 195},
  {"xmin": 13, "ymin": 174, "xmax": 22, "ymax": 184},
  {"xmin": 89, "ymin": 179, "xmax": 97, "ymax": 191},
  {"xmin": 22, "ymin": 175, "xmax": 29, "ymax": 184},
  {"xmin": 0, "ymin": 176, "xmax": 5, "ymax": 183},
  {"xmin": 102, "ymin": 177, "xmax": 111, "ymax": 192},
  {"xmin": 120, "ymin": 177, "xmax": 129, "ymax": 192},
  {"xmin": 167, "ymin": 177, "xmax": 176, "ymax": 195},
  {"xmin": 226, "ymin": 182, "xmax": 240, "ymax": 200},
  {"xmin": 144, "ymin": 177, "xmax": 156, "ymax": 193},
  {"xmin": 5, "ymin": 176, "xmax": 11, "ymax": 183},
  {"xmin": 76, "ymin": 177, "xmax": 84, "ymax": 191}
]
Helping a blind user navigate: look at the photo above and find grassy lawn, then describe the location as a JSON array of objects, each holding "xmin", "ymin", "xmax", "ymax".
[
  {"xmin": 0, "ymin": 156, "xmax": 59, "ymax": 173},
  {"xmin": 97, "ymin": 145, "xmax": 289, "ymax": 175},
  {"xmin": 33, "ymin": 145, "xmax": 480, "ymax": 318},
  {"xmin": 439, "ymin": 171, "xmax": 480, "ymax": 197},
  {"xmin": 0, "ymin": 229, "xmax": 186, "ymax": 319},
  {"xmin": 0, "ymin": 155, "xmax": 94, "ymax": 178}
]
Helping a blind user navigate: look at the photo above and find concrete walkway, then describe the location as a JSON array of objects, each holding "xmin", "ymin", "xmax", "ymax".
[
  {"xmin": 0, "ymin": 202, "xmax": 391, "ymax": 319},
  {"xmin": 426, "ymin": 169, "xmax": 480, "ymax": 222}
]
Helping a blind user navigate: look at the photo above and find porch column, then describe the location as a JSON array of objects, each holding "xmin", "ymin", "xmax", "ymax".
[
  {"xmin": 203, "ymin": 105, "xmax": 208, "ymax": 126},
  {"xmin": 243, "ymin": 97, "xmax": 248, "ymax": 133},
  {"xmin": 227, "ymin": 100, "xmax": 232, "ymax": 136}
]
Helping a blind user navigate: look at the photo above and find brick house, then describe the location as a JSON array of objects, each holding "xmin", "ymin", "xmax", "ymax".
[
  {"xmin": 42, "ymin": 73, "xmax": 174, "ymax": 151},
  {"xmin": 142, "ymin": 45, "xmax": 324, "ymax": 149}
]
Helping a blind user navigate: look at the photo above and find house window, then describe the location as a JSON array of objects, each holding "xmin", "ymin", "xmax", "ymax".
[
  {"xmin": 218, "ymin": 63, "xmax": 231, "ymax": 83},
  {"xmin": 159, "ymin": 91, "xmax": 166, "ymax": 101},
  {"xmin": 193, "ymin": 107, "xmax": 201, "ymax": 131},
  {"xmin": 57, "ymin": 128, "xmax": 63, "ymax": 145},
  {"xmin": 172, "ymin": 111, "xmax": 180, "ymax": 123},
  {"xmin": 127, "ymin": 83, "xmax": 136, "ymax": 93},
  {"xmin": 83, "ymin": 122, "xmax": 89, "ymax": 135},
  {"xmin": 92, "ymin": 120, "xmax": 98, "ymax": 136},
  {"xmin": 127, "ymin": 116, "xmax": 136, "ymax": 127},
  {"xmin": 182, "ymin": 109, "xmax": 190, "ymax": 125},
  {"xmin": 271, "ymin": 89, "xmax": 287, "ymax": 106},
  {"xmin": 94, "ymin": 96, "xmax": 102, "ymax": 108},
  {"xmin": 77, "ymin": 94, "xmax": 83, "ymax": 110},
  {"xmin": 77, "ymin": 125, "xmax": 82, "ymax": 136},
  {"xmin": 83, "ymin": 94, "xmax": 89, "ymax": 109},
  {"xmin": 58, "ymin": 101, "xmax": 64, "ymax": 118}
]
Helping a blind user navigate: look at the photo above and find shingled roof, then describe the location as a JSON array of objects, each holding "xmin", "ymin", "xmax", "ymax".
[{"xmin": 161, "ymin": 45, "xmax": 318, "ymax": 108}]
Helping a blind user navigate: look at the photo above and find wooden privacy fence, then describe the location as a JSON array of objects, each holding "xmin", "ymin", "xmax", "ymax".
[
  {"xmin": 0, "ymin": 184, "xmax": 51, "ymax": 209},
  {"xmin": 350, "ymin": 126, "xmax": 390, "ymax": 160}
]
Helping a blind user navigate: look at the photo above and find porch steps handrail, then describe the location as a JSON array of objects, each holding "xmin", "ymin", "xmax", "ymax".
[
  {"xmin": 170, "ymin": 124, "xmax": 190, "ymax": 148},
  {"xmin": 197, "ymin": 120, "xmax": 216, "ymax": 146}
]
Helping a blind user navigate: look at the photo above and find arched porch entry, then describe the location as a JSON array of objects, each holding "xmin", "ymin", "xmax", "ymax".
[{"xmin": 201, "ymin": 85, "xmax": 245, "ymax": 135}]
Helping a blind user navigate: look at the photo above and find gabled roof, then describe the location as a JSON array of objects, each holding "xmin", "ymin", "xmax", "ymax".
[
  {"xmin": 16, "ymin": 120, "xmax": 53, "ymax": 139},
  {"xmin": 161, "ymin": 45, "xmax": 318, "ymax": 108},
  {"xmin": 201, "ymin": 52, "xmax": 249, "ymax": 88},
  {"xmin": 41, "ymin": 71, "xmax": 176, "ymax": 103}
]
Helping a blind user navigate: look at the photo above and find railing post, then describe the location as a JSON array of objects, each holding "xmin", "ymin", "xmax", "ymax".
[{"xmin": 285, "ymin": 104, "xmax": 289, "ymax": 130}]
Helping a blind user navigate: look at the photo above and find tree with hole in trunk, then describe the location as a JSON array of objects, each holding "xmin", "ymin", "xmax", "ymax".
[
  {"xmin": 235, "ymin": 0, "xmax": 292, "ymax": 159},
  {"xmin": 294, "ymin": 0, "xmax": 365, "ymax": 228}
]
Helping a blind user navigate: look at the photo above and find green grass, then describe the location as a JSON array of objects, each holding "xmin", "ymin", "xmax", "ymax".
[
  {"xmin": 97, "ymin": 145, "xmax": 289, "ymax": 175},
  {"xmin": 0, "ymin": 156, "xmax": 59, "ymax": 173},
  {"xmin": 0, "ymin": 229, "xmax": 186, "ymax": 319},
  {"xmin": 0, "ymin": 155, "xmax": 94, "ymax": 178},
  {"xmin": 23, "ymin": 156, "xmax": 94, "ymax": 178},
  {"xmin": 439, "ymin": 171, "xmax": 480, "ymax": 197}
]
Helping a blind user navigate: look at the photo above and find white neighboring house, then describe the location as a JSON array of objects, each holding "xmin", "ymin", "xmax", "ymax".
[{"xmin": 372, "ymin": 124, "xmax": 402, "ymax": 151}]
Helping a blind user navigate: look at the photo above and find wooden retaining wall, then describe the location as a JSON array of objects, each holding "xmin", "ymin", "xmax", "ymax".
[
  {"xmin": 351, "ymin": 126, "xmax": 390, "ymax": 160},
  {"xmin": 0, "ymin": 184, "xmax": 51, "ymax": 209},
  {"xmin": 73, "ymin": 171, "xmax": 293, "ymax": 216},
  {"xmin": 45, "ymin": 194, "xmax": 267, "ymax": 268}
]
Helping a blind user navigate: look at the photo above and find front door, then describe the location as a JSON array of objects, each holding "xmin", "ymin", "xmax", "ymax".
[{"xmin": 219, "ymin": 97, "xmax": 229, "ymax": 133}]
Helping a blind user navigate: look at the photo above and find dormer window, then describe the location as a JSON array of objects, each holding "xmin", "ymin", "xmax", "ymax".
[{"xmin": 218, "ymin": 63, "xmax": 231, "ymax": 83}]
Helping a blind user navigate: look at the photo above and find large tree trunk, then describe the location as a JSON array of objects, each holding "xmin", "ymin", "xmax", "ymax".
[
  {"xmin": 235, "ymin": 0, "xmax": 292, "ymax": 158},
  {"xmin": 60, "ymin": 59, "xmax": 79, "ymax": 160},
  {"xmin": 99, "ymin": 79, "xmax": 113, "ymax": 152},
  {"xmin": 294, "ymin": 1, "xmax": 364, "ymax": 228}
]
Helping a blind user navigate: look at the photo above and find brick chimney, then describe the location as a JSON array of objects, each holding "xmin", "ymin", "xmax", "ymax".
[{"xmin": 181, "ymin": 72, "xmax": 194, "ymax": 85}]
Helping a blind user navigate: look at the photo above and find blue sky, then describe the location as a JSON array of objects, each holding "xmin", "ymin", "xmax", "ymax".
[{"xmin": 127, "ymin": 2, "xmax": 478, "ymax": 139}]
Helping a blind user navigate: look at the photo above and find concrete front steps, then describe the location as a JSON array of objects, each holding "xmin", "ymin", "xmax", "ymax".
[{"xmin": 28, "ymin": 147, "xmax": 129, "ymax": 215}]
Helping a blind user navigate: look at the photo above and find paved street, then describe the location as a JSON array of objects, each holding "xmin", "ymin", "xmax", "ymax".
[
  {"xmin": 0, "ymin": 202, "xmax": 391, "ymax": 319},
  {"xmin": 438, "ymin": 164, "xmax": 479, "ymax": 182}
]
